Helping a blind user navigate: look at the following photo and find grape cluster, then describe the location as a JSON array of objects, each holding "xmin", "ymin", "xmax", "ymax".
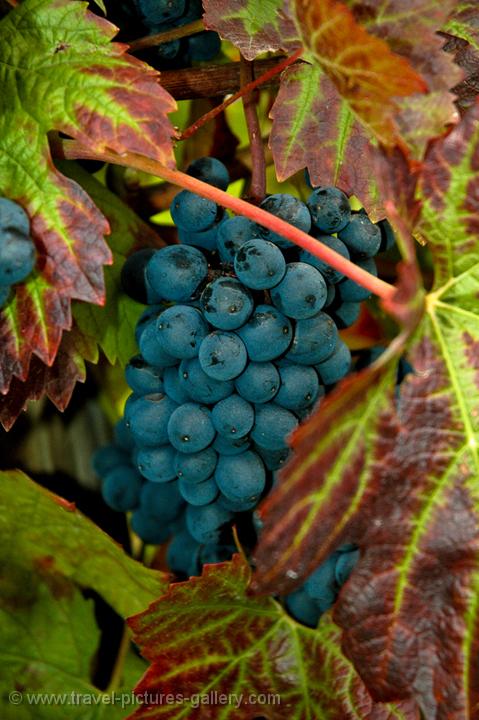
[
  {"xmin": 0, "ymin": 198, "xmax": 36, "ymax": 309},
  {"xmin": 94, "ymin": 156, "xmax": 396, "ymax": 622}
]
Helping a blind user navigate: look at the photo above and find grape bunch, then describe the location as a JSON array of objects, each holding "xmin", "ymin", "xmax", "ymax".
[
  {"xmin": 0, "ymin": 198, "xmax": 36, "ymax": 310},
  {"xmin": 93, "ymin": 156, "xmax": 396, "ymax": 624}
]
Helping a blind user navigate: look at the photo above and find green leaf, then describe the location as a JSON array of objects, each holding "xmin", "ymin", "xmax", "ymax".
[
  {"xmin": 0, "ymin": 470, "xmax": 167, "ymax": 618},
  {"xmin": 0, "ymin": 0, "xmax": 176, "ymax": 394},
  {"xmin": 128, "ymin": 555, "xmax": 418, "ymax": 719},
  {"xmin": 443, "ymin": 2, "xmax": 479, "ymax": 50}
]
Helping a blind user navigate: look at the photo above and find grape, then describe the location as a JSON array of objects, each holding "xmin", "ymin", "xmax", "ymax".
[
  {"xmin": 179, "ymin": 475, "xmax": 219, "ymax": 506},
  {"xmin": 101, "ymin": 466, "xmax": 143, "ymax": 512},
  {"xmin": 136, "ymin": 445, "xmax": 177, "ymax": 483},
  {"xmin": 135, "ymin": 304, "xmax": 166, "ymax": 345},
  {"xmin": 0, "ymin": 230, "xmax": 36, "ymax": 285},
  {"xmin": 275, "ymin": 362, "xmax": 321, "ymax": 412},
  {"xmin": 234, "ymin": 238, "xmax": 285, "ymax": 290},
  {"xmin": 174, "ymin": 447, "xmax": 218, "ymax": 483},
  {"xmin": 217, "ymin": 216, "xmax": 256, "ymax": 264},
  {"xmin": 186, "ymin": 500, "xmax": 233, "ymax": 544},
  {"xmin": 335, "ymin": 548, "xmax": 360, "ymax": 586},
  {"xmin": 138, "ymin": 319, "xmax": 178, "ymax": 368},
  {"xmin": 167, "ymin": 402, "xmax": 216, "ymax": 453},
  {"xmin": 127, "ymin": 393, "xmax": 179, "ymax": 447},
  {"xmin": 234, "ymin": 361, "xmax": 280, "ymax": 403},
  {"xmin": 188, "ymin": 31, "xmax": 221, "ymax": 61},
  {"xmin": 163, "ymin": 366, "xmax": 190, "ymax": 404},
  {"xmin": 179, "ymin": 358, "xmax": 234, "ymax": 403},
  {"xmin": 299, "ymin": 235, "xmax": 350, "ymax": 285},
  {"xmin": 200, "ymin": 277, "xmax": 253, "ymax": 330},
  {"xmin": 211, "ymin": 394, "xmax": 254, "ymax": 438},
  {"xmin": 315, "ymin": 338, "xmax": 352, "ymax": 385},
  {"xmin": 146, "ymin": 245, "xmax": 208, "ymax": 302},
  {"xmin": 170, "ymin": 190, "xmax": 219, "ymax": 231},
  {"xmin": 131, "ymin": 510, "xmax": 172, "ymax": 545},
  {"xmin": 337, "ymin": 258, "xmax": 377, "ymax": 302},
  {"xmin": 157, "ymin": 305, "xmax": 208, "ymax": 359},
  {"xmin": 140, "ymin": 480, "xmax": 184, "ymax": 522},
  {"xmin": 121, "ymin": 248, "xmax": 159, "ymax": 304},
  {"xmin": 214, "ymin": 451, "xmax": 266, "ymax": 502},
  {"xmin": 0, "ymin": 197, "xmax": 30, "ymax": 236},
  {"xmin": 251, "ymin": 404, "xmax": 298, "ymax": 451},
  {"xmin": 236, "ymin": 305, "xmax": 292, "ymax": 362},
  {"xmin": 304, "ymin": 553, "xmax": 338, "ymax": 612},
  {"xmin": 186, "ymin": 157, "xmax": 229, "ymax": 191},
  {"xmin": 114, "ymin": 418, "xmax": 135, "ymax": 450},
  {"xmin": 212, "ymin": 434, "xmax": 250, "ymax": 456},
  {"xmin": 307, "ymin": 187, "xmax": 351, "ymax": 234},
  {"xmin": 285, "ymin": 589, "xmax": 321, "ymax": 628},
  {"xmin": 218, "ymin": 493, "xmax": 259, "ymax": 512},
  {"xmin": 338, "ymin": 212, "xmax": 380, "ymax": 259},
  {"xmin": 330, "ymin": 301, "xmax": 361, "ymax": 329},
  {"xmin": 134, "ymin": 0, "xmax": 186, "ymax": 27},
  {"xmin": 92, "ymin": 444, "xmax": 131, "ymax": 478},
  {"xmin": 271, "ymin": 262, "xmax": 327, "ymax": 319},
  {"xmin": 199, "ymin": 543, "xmax": 236, "ymax": 564},
  {"xmin": 254, "ymin": 443, "xmax": 290, "ymax": 471},
  {"xmin": 286, "ymin": 311, "xmax": 338, "ymax": 365},
  {"xmin": 377, "ymin": 218, "xmax": 396, "ymax": 252},
  {"xmin": 125, "ymin": 355, "xmax": 164, "ymax": 395},
  {"xmin": 324, "ymin": 283, "xmax": 336, "ymax": 307},
  {"xmin": 257, "ymin": 194, "xmax": 311, "ymax": 248},
  {"xmin": 0, "ymin": 284, "xmax": 10, "ymax": 308},
  {"xmin": 167, "ymin": 530, "xmax": 201, "ymax": 576},
  {"xmin": 178, "ymin": 219, "xmax": 223, "ymax": 252},
  {"xmin": 198, "ymin": 331, "xmax": 247, "ymax": 380}
]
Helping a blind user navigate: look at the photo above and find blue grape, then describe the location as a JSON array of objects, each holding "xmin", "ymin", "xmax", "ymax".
[
  {"xmin": 307, "ymin": 186, "xmax": 351, "ymax": 233},
  {"xmin": 236, "ymin": 305, "xmax": 292, "ymax": 362},
  {"xmin": 286, "ymin": 311, "xmax": 338, "ymax": 365},
  {"xmin": 0, "ymin": 230, "xmax": 35, "ymax": 285},
  {"xmin": 178, "ymin": 218, "xmax": 223, "ymax": 251},
  {"xmin": 337, "ymin": 258, "xmax": 377, "ymax": 302},
  {"xmin": 285, "ymin": 589, "xmax": 321, "ymax": 628},
  {"xmin": 167, "ymin": 530, "xmax": 201, "ymax": 576},
  {"xmin": 199, "ymin": 543, "xmax": 236, "ymax": 564},
  {"xmin": 299, "ymin": 235, "xmax": 350, "ymax": 284},
  {"xmin": 377, "ymin": 218, "xmax": 396, "ymax": 252},
  {"xmin": 156, "ymin": 305, "xmax": 208, "ymax": 359},
  {"xmin": 188, "ymin": 31, "xmax": 221, "ymax": 61},
  {"xmin": 127, "ymin": 393, "xmax": 179, "ymax": 447},
  {"xmin": 138, "ymin": 319, "xmax": 178, "ymax": 368},
  {"xmin": 0, "ymin": 284, "xmax": 10, "ymax": 308},
  {"xmin": 179, "ymin": 358, "xmax": 234, "ymax": 403},
  {"xmin": 136, "ymin": 444, "xmax": 177, "ymax": 483},
  {"xmin": 134, "ymin": 0, "xmax": 185, "ymax": 25},
  {"xmin": 101, "ymin": 465, "xmax": 143, "ymax": 512},
  {"xmin": 167, "ymin": 402, "xmax": 215, "ymax": 453},
  {"xmin": 217, "ymin": 216, "xmax": 256, "ymax": 264},
  {"xmin": 146, "ymin": 245, "xmax": 208, "ymax": 302},
  {"xmin": 174, "ymin": 447, "xmax": 218, "ymax": 483},
  {"xmin": 251, "ymin": 403, "xmax": 298, "ymax": 451},
  {"xmin": 92, "ymin": 444, "xmax": 131, "ymax": 478},
  {"xmin": 125, "ymin": 355, "xmax": 164, "ymax": 395},
  {"xmin": 211, "ymin": 394, "xmax": 254, "ymax": 438},
  {"xmin": 212, "ymin": 434, "xmax": 250, "ymax": 456},
  {"xmin": 0, "ymin": 197, "xmax": 30, "ymax": 236},
  {"xmin": 234, "ymin": 361, "xmax": 280, "ymax": 403},
  {"xmin": 186, "ymin": 500, "xmax": 233, "ymax": 544},
  {"xmin": 179, "ymin": 475, "xmax": 219, "ymax": 506},
  {"xmin": 163, "ymin": 366, "xmax": 191, "ymax": 404},
  {"xmin": 331, "ymin": 301, "xmax": 361, "ymax": 329},
  {"xmin": 121, "ymin": 248, "xmax": 160, "ymax": 304},
  {"xmin": 315, "ymin": 338, "xmax": 352, "ymax": 385},
  {"xmin": 257, "ymin": 193, "xmax": 311, "ymax": 248},
  {"xmin": 140, "ymin": 480, "xmax": 184, "ymax": 522},
  {"xmin": 234, "ymin": 238, "xmax": 285, "ymax": 290},
  {"xmin": 254, "ymin": 443, "xmax": 290, "ymax": 471},
  {"xmin": 271, "ymin": 262, "xmax": 327, "ymax": 319},
  {"xmin": 131, "ymin": 510, "xmax": 172, "ymax": 545},
  {"xmin": 113, "ymin": 418, "xmax": 135, "ymax": 450},
  {"xmin": 218, "ymin": 493, "xmax": 259, "ymax": 512},
  {"xmin": 275, "ymin": 362, "xmax": 321, "ymax": 412},
  {"xmin": 186, "ymin": 157, "xmax": 229, "ymax": 191},
  {"xmin": 324, "ymin": 283, "xmax": 336, "ymax": 307},
  {"xmin": 200, "ymin": 277, "xmax": 253, "ymax": 330},
  {"xmin": 335, "ymin": 548, "xmax": 360, "ymax": 586},
  {"xmin": 198, "ymin": 331, "xmax": 247, "ymax": 380},
  {"xmin": 338, "ymin": 211, "xmax": 381, "ymax": 259},
  {"xmin": 170, "ymin": 190, "xmax": 219, "ymax": 231},
  {"xmin": 134, "ymin": 304, "xmax": 166, "ymax": 345},
  {"xmin": 214, "ymin": 451, "xmax": 266, "ymax": 502},
  {"xmin": 304, "ymin": 553, "xmax": 338, "ymax": 612}
]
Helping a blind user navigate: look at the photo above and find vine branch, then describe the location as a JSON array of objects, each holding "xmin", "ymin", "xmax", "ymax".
[
  {"xmin": 129, "ymin": 19, "xmax": 204, "ymax": 52},
  {"xmin": 58, "ymin": 141, "xmax": 396, "ymax": 301},
  {"xmin": 240, "ymin": 56, "xmax": 266, "ymax": 203}
]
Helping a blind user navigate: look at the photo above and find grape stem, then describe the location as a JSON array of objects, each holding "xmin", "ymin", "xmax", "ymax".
[
  {"xmin": 179, "ymin": 48, "xmax": 304, "ymax": 141},
  {"xmin": 240, "ymin": 56, "xmax": 266, "ymax": 203},
  {"xmin": 129, "ymin": 19, "xmax": 205, "ymax": 52},
  {"xmin": 59, "ymin": 140, "xmax": 396, "ymax": 300}
]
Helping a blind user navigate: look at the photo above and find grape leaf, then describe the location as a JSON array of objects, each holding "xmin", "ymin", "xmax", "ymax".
[
  {"xmin": 127, "ymin": 555, "xmax": 419, "ymax": 719},
  {"xmin": 252, "ymin": 102, "xmax": 479, "ymax": 715},
  {"xmin": 0, "ymin": 470, "xmax": 167, "ymax": 617},
  {"xmin": 203, "ymin": 0, "xmax": 301, "ymax": 61},
  {"xmin": 0, "ymin": 0, "xmax": 176, "ymax": 394},
  {"xmin": 442, "ymin": 31, "xmax": 479, "ymax": 115},
  {"xmin": 269, "ymin": 63, "xmax": 383, "ymax": 218},
  {"xmin": 443, "ymin": 2, "xmax": 479, "ymax": 50}
]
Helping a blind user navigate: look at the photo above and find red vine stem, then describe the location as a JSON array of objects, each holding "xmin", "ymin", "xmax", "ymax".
[
  {"xmin": 59, "ymin": 141, "xmax": 395, "ymax": 300},
  {"xmin": 240, "ymin": 56, "xmax": 266, "ymax": 203},
  {"xmin": 179, "ymin": 48, "xmax": 304, "ymax": 141},
  {"xmin": 129, "ymin": 19, "xmax": 204, "ymax": 52}
]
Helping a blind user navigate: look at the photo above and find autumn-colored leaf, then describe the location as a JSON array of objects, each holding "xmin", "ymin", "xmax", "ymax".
[
  {"xmin": 203, "ymin": 0, "xmax": 301, "ymax": 61},
  {"xmin": 442, "ymin": 32, "xmax": 479, "ymax": 114},
  {"xmin": 0, "ymin": 0, "xmax": 176, "ymax": 394},
  {"xmin": 443, "ymin": 2, "xmax": 479, "ymax": 50},
  {"xmin": 128, "ymin": 555, "xmax": 419, "ymax": 720}
]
